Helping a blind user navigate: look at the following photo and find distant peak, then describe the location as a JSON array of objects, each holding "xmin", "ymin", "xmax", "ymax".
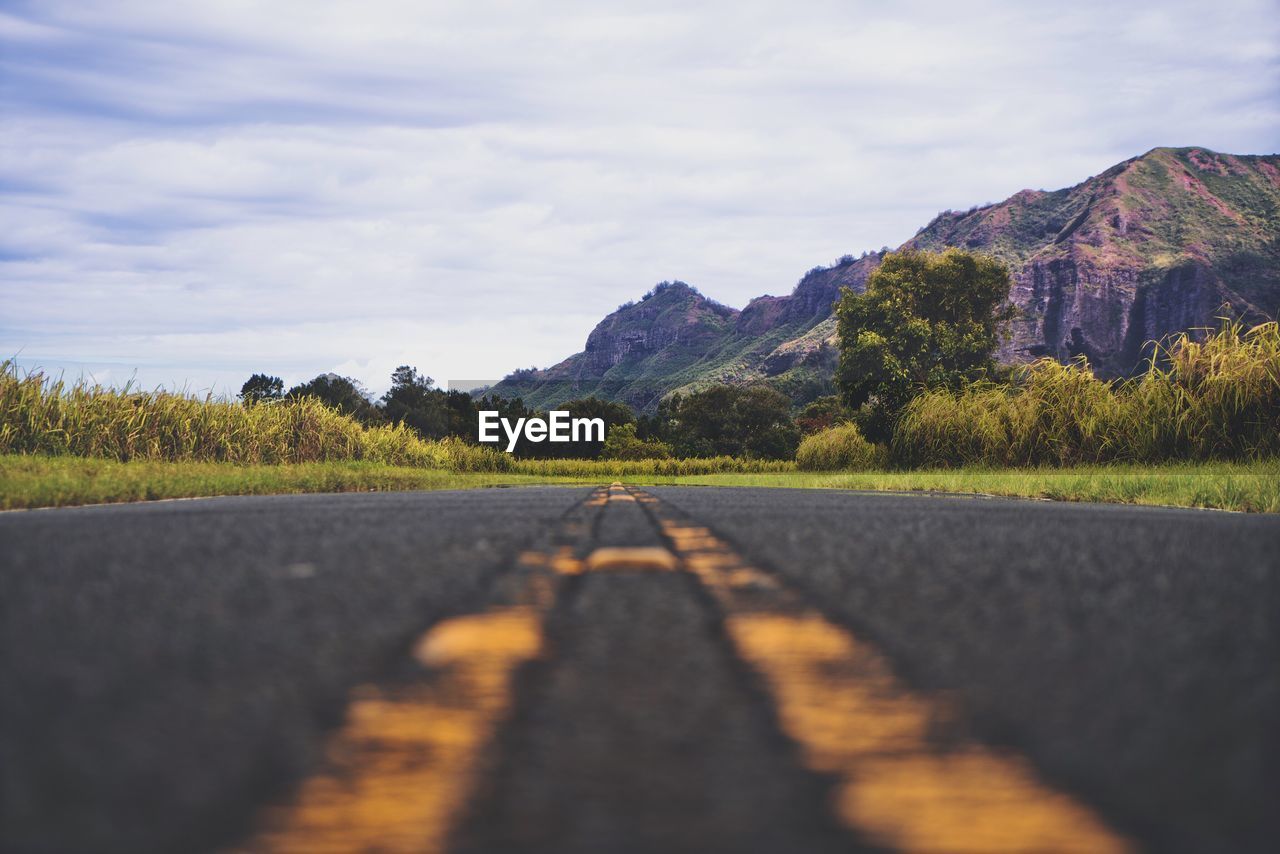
[
  {"xmin": 1141, "ymin": 145, "xmax": 1217, "ymax": 157},
  {"xmin": 642, "ymin": 280, "xmax": 697, "ymax": 299}
]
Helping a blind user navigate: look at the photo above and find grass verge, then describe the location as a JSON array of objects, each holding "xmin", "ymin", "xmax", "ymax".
[
  {"xmin": 636, "ymin": 462, "xmax": 1280, "ymax": 513},
  {"xmin": 3, "ymin": 456, "xmax": 1277, "ymax": 513},
  {"xmin": 0, "ymin": 456, "xmax": 583, "ymax": 510}
]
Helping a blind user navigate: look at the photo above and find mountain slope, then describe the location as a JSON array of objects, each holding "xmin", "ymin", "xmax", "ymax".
[
  {"xmin": 494, "ymin": 147, "xmax": 1279, "ymax": 410},
  {"xmin": 906, "ymin": 147, "xmax": 1280, "ymax": 373},
  {"xmin": 493, "ymin": 256, "xmax": 880, "ymax": 411}
]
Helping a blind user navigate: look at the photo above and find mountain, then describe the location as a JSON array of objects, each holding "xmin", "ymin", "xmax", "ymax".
[
  {"xmin": 493, "ymin": 147, "xmax": 1279, "ymax": 411},
  {"xmin": 492, "ymin": 256, "xmax": 881, "ymax": 411},
  {"xmin": 906, "ymin": 147, "xmax": 1280, "ymax": 373}
]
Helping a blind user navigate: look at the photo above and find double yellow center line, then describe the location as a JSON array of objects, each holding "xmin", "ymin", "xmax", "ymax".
[{"xmin": 233, "ymin": 484, "xmax": 1133, "ymax": 853}]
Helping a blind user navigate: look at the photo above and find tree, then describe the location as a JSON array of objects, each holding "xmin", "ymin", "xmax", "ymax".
[
  {"xmin": 657, "ymin": 385, "xmax": 800, "ymax": 459},
  {"xmin": 381, "ymin": 366, "xmax": 448, "ymax": 438},
  {"xmin": 599, "ymin": 423, "xmax": 672, "ymax": 460},
  {"xmin": 286, "ymin": 373, "xmax": 383, "ymax": 425},
  {"xmin": 835, "ymin": 248, "xmax": 1013, "ymax": 442},
  {"xmin": 239, "ymin": 374, "xmax": 283, "ymax": 405},
  {"xmin": 796, "ymin": 395, "xmax": 852, "ymax": 434},
  {"xmin": 438, "ymin": 390, "xmax": 477, "ymax": 439}
]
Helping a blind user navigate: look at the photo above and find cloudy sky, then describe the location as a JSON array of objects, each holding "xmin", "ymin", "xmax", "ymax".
[{"xmin": 2, "ymin": 0, "xmax": 1277, "ymax": 396}]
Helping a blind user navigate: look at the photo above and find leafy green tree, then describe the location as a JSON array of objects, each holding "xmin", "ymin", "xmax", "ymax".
[
  {"xmin": 562, "ymin": 396, "xmax": 636, "ymax": 428},
  {"xmin": 836, "ymin": 248, "xmax": 1013, "ymax": 441},
  {"xmin": 444, "ymin": 390, "xmax": 480, "ymax": 439},
  {"xmin": 795, "ymin": 395, "xmax": 852, "ymax": 434},
  {"xmin": 287, "ymin": 373, "xmax": 383, "ymax": 424},
  {"xmin": 599, "ymin": 422, "xmax": 672, "ymax": 460},
  {"xmin": 381, "ymin": 365, "xmax": 448, "ymax": 438},
  {"xmin": 239, "ymin": 374, "xmax": 283, "ymax": 405},
  {"xmin": 658, "ymin": 385, "xmax": 800, "ymax": 459}
]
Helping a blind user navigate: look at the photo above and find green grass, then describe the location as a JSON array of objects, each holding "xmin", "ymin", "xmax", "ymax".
[
  {"xmin": 4, "ymin": 455, "xmax": 1276, "ymax": 513},
  {"xmin": 509, "ymin": 456, "xmax": 792, "ymax": 477},
  {"xmin": 0, "ymin": 456, "xmax": 585, "ymax": 510},
  {"xmin": 5, "ymin": 324, "xmax": 1278, "ymax": 512},
  {"xmin": 632, "ymin": 462, "xmax": 1280, "ymax": 513}
]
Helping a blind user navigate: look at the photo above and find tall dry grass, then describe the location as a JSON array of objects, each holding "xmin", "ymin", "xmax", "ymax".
[
  {"xmin": 894, "ymin": 321, "xmax": 1280, "ymax": 467},
  {"xmin": 795, "ymin": 422, "xmax": 885, "ymax": 471},
  {"xmin": 0, "ymin": 364, "xmax": 769, "ymax": 476},
  {"xmin": 0, "ymin": 362, "xmax": 514, "ymax": 471}
]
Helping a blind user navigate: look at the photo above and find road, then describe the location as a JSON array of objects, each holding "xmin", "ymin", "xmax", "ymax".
[{"xmin": 1, "ymin": 485, "xmax": 1276, "ymax": 853}]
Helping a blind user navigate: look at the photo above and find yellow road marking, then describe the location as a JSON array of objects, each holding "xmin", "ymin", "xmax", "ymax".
[
  {"xmin": 236, "ymin": 608, "xmax": 543, "ymax": 854},
  {"xmin": 647, "ymin": 500, "xmax": 1134, "ymax": 854},
  {"xmin": 234, "ymin": 485, "xmax": 1134, "ymax": 853},
  {"xmin": 518, "ymin": 545, "xmax": 584, "ymax": 575},
  {"xmin": 728, "ymin": 614, "xmax": 1129, "ymax": 853},
  {"xmin": 584, "ymin": 546, "xmax": 679, "ymax": 572}
]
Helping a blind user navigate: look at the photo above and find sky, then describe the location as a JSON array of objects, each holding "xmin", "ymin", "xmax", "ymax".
[{"xmin": 2, "ymin": 0, "xmax": 1278, "ymax": 397}]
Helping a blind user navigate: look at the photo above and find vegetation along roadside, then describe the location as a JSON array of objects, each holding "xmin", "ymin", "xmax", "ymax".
[{"xmin": 4, "ymin": 248, "xmax": 1276, "ymax": 512}]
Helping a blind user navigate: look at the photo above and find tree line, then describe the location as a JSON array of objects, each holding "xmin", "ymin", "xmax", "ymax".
[
  {"xmin": 240, "ymin": 248, "xmax": 1024, "ymax": 463},
  {"xmin": 239, "ymin": 367, "xmax": 821, "ymax": 460}
]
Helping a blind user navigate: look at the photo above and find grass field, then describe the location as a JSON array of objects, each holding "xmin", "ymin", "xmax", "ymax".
[
  {"xmin": 5, "ymin": 336, "xmax": 1278, "ymax": 513},
  {"xmin": 4, "ymin": 455, "xmax": 1276, "ymax": 513},
  {"xmin": 0, "ymin": 456, "xmax": 579, "ymax": 510},
  {"xmin": 640, "ymin": 463, "xmax": 1280, "ymax": 513}
]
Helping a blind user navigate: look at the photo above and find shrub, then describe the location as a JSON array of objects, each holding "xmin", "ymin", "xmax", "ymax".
[
  {"xmin": 796, "ymin": 423, "xmax": 884, "ymax": 471},
  {"xmin": 599, "ymin": 423, "xmax": 672, "ymax": 460}
]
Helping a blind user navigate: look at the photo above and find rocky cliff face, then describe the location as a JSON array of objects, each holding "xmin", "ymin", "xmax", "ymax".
[
  {"xmin": 495, "ymin": 147, "xmax": 1278, "ymax": 409},
  {"xmin": 491, "ymin": 257, "xmax": 881, "ymax": 410},
  {"xmin": 491, "ymin": 281, "xmax": 743, "ymax": 410},
  {"xmin": 576, "ymin": 282, "xmax": 737, "ymax": 376},
  {"xmin": 907, "ymin": 147, "xmax": 1280, "ymax": 374},
  {"xmin": 784, "ymin": 255, "xmax": 880, "ymax": 320}
]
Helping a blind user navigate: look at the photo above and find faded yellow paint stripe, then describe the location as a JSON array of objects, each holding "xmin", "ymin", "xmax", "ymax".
[
  {"xmin": 233, "ymin": 607, "xmax": 542, "ymax": 854},
  {"xmin": 521, "ymin": 545, "xmax": 584, "ymax": 575},
  {"xmin": 727, "ymin": 614, "xmax": 1129, "ymax": 854},
  {"xmin": 648, "ymin": 499, "xmax": 1134, "ymax": 854},
  {"xmin": 584, "ymin": 546, "xmax": 679, "ymax": 572}
]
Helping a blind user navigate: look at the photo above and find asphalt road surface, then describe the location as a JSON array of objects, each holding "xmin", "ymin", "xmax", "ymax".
[{"xmin": 1, "ymin": 485, "xmax": 1276, "ymax": 853}]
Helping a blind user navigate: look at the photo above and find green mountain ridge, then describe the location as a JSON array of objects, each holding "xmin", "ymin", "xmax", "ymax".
[{"xmin": 493, "ymin": 147, "xmax": 1279, "ymax": 411}]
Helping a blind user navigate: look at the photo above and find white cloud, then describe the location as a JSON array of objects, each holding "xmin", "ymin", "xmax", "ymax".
[{"xmin": 2, "ymin": 0, "xmax": 1277, "ymax": 395}]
